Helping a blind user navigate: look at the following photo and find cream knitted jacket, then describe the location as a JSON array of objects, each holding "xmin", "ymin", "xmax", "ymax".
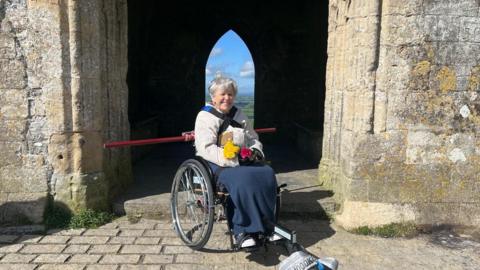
[{"xmin": 194, "ymin": 105, "xmax": 263, "ymax": 167}]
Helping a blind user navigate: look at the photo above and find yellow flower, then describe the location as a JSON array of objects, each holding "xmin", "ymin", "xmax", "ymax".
[{"xmin": 223, "ymin": 140, "xmax": 240, "ymax": 159}]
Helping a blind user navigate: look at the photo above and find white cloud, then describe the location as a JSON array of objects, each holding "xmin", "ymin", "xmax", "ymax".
[
  {"xmin": 239, "ymin": 61, "xmax": 255, "ymax": 77},
  {"xmin": 205, "ymin": 68, "xmax": 212, "ymax": 76},
  {"xmin": 209, "ymin": 47, "xmax": 223, "ymax": 57}
]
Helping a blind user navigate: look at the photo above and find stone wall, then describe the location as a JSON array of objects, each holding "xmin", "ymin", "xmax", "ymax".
[
  {"xmin": 0, "ymin": 0, "xmax": 131, "ymax": 224},
  {"xmin": 0, "ymin": 0, "xmax": 51, "ymax": 224},
  {"xmin": 321, "ymin": 0, "xmax": 480, "ymax": 228}
]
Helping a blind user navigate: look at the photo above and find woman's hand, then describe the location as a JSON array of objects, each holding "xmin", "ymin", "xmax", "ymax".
[{"xmin": 251, "ymin": 148, "xmax": 264, "ymax": 162}]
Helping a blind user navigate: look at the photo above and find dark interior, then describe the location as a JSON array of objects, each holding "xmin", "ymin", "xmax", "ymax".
[{"xmin": 127, "ymin": 0, "xmax": 328, "ymax": 162}]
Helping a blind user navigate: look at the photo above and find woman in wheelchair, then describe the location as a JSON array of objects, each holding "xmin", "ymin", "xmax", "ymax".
[{"xmin": 193, "ymin": 76, "xmax": 280, "ymax": 249}]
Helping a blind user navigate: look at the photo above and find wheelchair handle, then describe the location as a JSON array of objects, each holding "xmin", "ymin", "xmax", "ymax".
[{"xmin": 104, "ymin": 128, "xmax": 276, "ymax": 148}]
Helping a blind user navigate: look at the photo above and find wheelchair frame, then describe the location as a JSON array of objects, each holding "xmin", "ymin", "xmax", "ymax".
[{"xmin": 170, "ymin": 156, "xmax": 301, "ymax": 253}]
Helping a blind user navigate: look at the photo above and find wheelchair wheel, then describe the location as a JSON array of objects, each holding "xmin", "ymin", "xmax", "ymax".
[{"xmin": 170, "ymin": 159, "xmax": 214, "ymax": 250}]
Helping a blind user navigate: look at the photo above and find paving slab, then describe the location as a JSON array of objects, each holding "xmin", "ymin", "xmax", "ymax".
[{"xmin": 0, "ymin": 217, "xmax": 478, "ymax": 269}]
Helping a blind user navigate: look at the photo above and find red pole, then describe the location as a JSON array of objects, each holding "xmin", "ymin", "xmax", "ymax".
[{"xmin": 104, "ymin": 128, "xmax": 276, "ymax": 148}]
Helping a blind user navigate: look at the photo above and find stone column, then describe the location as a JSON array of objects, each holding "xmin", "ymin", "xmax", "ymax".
[
  {"xmin": 48, "ymin": 0, "xmax": 131, "ymax": 212},
  {"xmin": 322, "ymin": 0, "xmax": 480, "ymax": 229}
]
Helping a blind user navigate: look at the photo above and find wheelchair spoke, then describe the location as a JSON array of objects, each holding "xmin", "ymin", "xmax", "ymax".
[{"xmin": 171, "ymin": 159, "xmax": 215, "ymax": 249}]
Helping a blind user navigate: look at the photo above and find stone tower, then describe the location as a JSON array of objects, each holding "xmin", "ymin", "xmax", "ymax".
[
  {"xmin": 322, "ymin": 0, "xmax": 480, "ymax": 228},
  {"xmin": 0, "ymin": 0, "xmax": 478, "ymax": 229}
]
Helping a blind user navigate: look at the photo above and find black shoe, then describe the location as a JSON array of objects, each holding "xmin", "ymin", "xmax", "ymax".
[{"xmin": 234, "ymin": 233, "xmax": 256, "ymax": 248}]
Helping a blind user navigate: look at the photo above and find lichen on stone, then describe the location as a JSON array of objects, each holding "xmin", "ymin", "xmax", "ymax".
[
  {"xmin": 412, "ymin": 60, "xmax": 431, "ymax": 76},
  {"xmin": 436, "ymin": 66, "xmax": 457, "ymax": 93},
  {"xmin": 467, "ymin": 65, "xmax": 480, "ymax": 92}
]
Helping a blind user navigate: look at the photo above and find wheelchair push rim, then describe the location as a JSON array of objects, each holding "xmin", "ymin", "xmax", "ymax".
[{"xmin": 170, "ymin": 159, "xmax": 214, "ymax": 249}]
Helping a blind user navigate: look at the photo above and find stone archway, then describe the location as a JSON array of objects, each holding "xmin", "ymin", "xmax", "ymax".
[{"xmin": 3, "ymin": 0, "xmax": 478, "ymax": 228}]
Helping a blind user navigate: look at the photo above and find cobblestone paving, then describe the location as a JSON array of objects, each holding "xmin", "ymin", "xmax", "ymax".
[{"xmin": 0, "ymin": 218, "xmax": 479, "ymax": 270}]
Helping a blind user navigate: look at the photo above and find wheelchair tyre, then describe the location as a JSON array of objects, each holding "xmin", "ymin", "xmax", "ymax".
[{"xmin": 171, "ymin": 159, "xmax": 214, "ymax": 250}]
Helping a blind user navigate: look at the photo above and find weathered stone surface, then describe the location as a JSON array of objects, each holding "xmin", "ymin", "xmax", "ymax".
[
  {"xmin": 0, "ymin": 0, "xmax": 131, "ymax": 224},
  {"xmin": 0, "ymin": 59, "xmax": 26, "ymax": 89},
  {"xmin": 322, "ymin": 0, "xmax": 480, "ymax": 229},
  {"xmin": 0, "ymin": 0, "xmax": 478, "ymax": 231}
]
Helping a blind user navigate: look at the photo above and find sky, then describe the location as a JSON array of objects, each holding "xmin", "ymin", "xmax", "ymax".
[{"xmin": 205, "ymin": 30, "xmax": 255, "ymax": 96}]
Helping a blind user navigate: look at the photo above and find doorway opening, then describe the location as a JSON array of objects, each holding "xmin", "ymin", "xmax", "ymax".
[
  {"xmin": 116, "ymin": 0, "xmax": 329, "ymax": 216},
  {"xmin": 205, "ymin": 30, "xmax": 255, "ymax": 123}
]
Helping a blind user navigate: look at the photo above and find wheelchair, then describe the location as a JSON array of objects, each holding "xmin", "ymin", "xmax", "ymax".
[{"xmin": 170, "ymin": 156, "xmax": 296, "ymax": 251}]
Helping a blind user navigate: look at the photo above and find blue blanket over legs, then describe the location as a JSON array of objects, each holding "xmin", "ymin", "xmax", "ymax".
[{"xmin": 208, "ymin": 162, "xmax": 278, "ymax": 235}]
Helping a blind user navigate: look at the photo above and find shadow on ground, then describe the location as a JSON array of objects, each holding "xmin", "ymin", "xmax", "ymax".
[
  {"xmin": 115, "ymin": 141, "xmax": 320, "ymax": 203},
  {"xmin": 115, "ymin": 140, "xmax": 336, "ymax": 265}
]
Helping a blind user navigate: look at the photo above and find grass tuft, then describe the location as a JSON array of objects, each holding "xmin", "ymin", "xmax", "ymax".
[
  {"xmin": 44, "ymin": 204, "xmax": 114, "ymax": 230},
  {"xmin": 351, "ymin": 222, "xmax": 419, "ymax": 238},
  {"xmin": 69, "ymin": 209, "xmax": 114, "ymax": 229}
]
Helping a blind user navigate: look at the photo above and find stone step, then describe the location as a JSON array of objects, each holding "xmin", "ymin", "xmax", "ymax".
[
  {"xmin": 113, "ymin": 169, "xmax": 337, "ymax": 221},
  {"xmin": 114, "ymin": 189, "xmax": 337, "ymax": 221},
  {"xmin": 113, "ymin": 143, "xmax": 337, "ymax": 221}
]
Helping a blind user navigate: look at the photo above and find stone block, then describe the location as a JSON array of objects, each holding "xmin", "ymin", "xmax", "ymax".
[
  {"xmin": 33, "ymin": 254, "xmax": 70, "ymax": 263},
  {"xmin": 0, "ymin": 34, "xmax": 16, "ymax": 59},
  {"xmin": 118, "ymin": 230, "xmax": 144, "ymax": 237},
  {"xmin": 54, "ymin": 172, "xmax": 109, "ymax": 213},
  {"xmin": 120, "ymin": 265, "xmax": 162, "ymax": 270},
  {"xmin": 383, "ymin": 15, "xmax": 424, "ymax": 45},
  {"xmin": 0, "ymin": 165, "xmax": 48, "ymax": 193},
  {"xmin": 17, "ymin": 235, "xmax": 43, "ymax": 244},
  {"xmin": 346, "ymin": 1, "xmax": 380, "ymax": 17},
  {"xmin": 48, "ymin": 131, "xmax": 104, "ymax": 174},
  {"xmin": 134, "ymin": 237, "xmax": 161, "ymax": 245},
  {"xmin": 63, "ymin": 245, "xmax": 90, "ymax": 254},
  {"xmin": 0, "ymin": 142, "xmax": 23, "ymax": 167},
  {"xmin": 69, "ymin": 237, "xmax": 109, "ymax": 245},
  {"xmin": 164, "ymin": 265, "xmax": 212, "ymax": 270},
  {"xmin": 37, "ymin": 264, "xmax": 86, "ymax": 270},
  {"xmin": 47, "ymin": 229, "xmax": 85, "ymax": 236},
  {"xmin": 117, "ymin": 221, "xmax": 156, "ymax": 230},
  {"xmin": 107, "ymin": 237, "xmax": 135, "ymax": 244},
  {"xmin": 0, "ymin": 244, "xmax": 24, "ymax": 253},
  {"xmin": 344, "ymin": 179, "xmax": 368, "ymax": 202},
  {"xmin": 20, "ymin": 244, "xmax": 66, "ymax": 254},
  {"xmin": 86, "ymin": 265, "xmax": 118, "ymax": 270},
  {"xmin": 39, "ymin": 236, "xmax": 71, "ymax": 244},
  {"xmin": 142, "ymin": 254, "xmax": 174, "ymax": 264},
  {"xmin": 162, "ymin": 245, "xmax": 194, "ymax": 254},
  {"xmin": 100, "ymin": 255, "xmax": 140, "ymax": 264},
  {"xmin": 68, "ymin": 254, "xmax": 102, "ymax": 264},
  {"xmin": 423, "ymin": 15, "xmax": 461, "ymax": 42},
  {"xmin": 0, "ymin": 59, "xmax": 26, "ymax": 89},
  {"xmin": 0, "ymin": 89, "xmax": 28, "ymax": 119},
  {"xmin": 0, "ymin": 264, "xmax": 38, "ymax": 270},
  {"xmin": 120, "ymin": 245, "xmax": 161, "ymax": 254},
  {"xmin": 83, "ymin": 229, "xmax": 119, "ymax": 237},
  {"xmin": 70, "ymin": 78, "xmax": 103, "ymax": 131},
  {"xmin": 0, "ymin": 120, "xmax": 26, "ymax": 141},
  {"xmin": 88, "ymin": 244, "xmax": 121, "ymax": 254},
  {"xmin": 1, "ymin": 254, "xmax": 37, "ymax": 263},
  {"xmin": 459, "ymin": 17, "xmax": 480, "ymax": 43},
  {"xmin": 423, "ymin": 0, "xmax": 479, "ymax": 17},
  {"xmin": 1, "ymin": 193, "xmax": 47, "ymax": 224},
  {"xmin": 170, "ymin": 254, "xmax": 201, "ymax": 264},
  {"xmin": 414, "ymin": 202, "xmax": 480, "ymax": 226},
  {"xmin": 383, "ymin": 0, "xmax": 423, "ymax": 16}
]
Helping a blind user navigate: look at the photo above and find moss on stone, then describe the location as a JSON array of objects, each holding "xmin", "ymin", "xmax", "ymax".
[{"xmin": 351, "ymin": 222, "xmax": 419, "ymax": 238}]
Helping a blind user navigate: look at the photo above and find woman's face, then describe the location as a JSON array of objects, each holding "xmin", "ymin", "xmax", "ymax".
[{"xmin": 211, "ymin": 87, "xmax": 235, "ymax": 113}]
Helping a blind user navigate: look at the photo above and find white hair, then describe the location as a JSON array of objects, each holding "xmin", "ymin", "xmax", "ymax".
[{"xmin": 208, "ymin": 75, "xmax": 238, "ymax": 97}]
